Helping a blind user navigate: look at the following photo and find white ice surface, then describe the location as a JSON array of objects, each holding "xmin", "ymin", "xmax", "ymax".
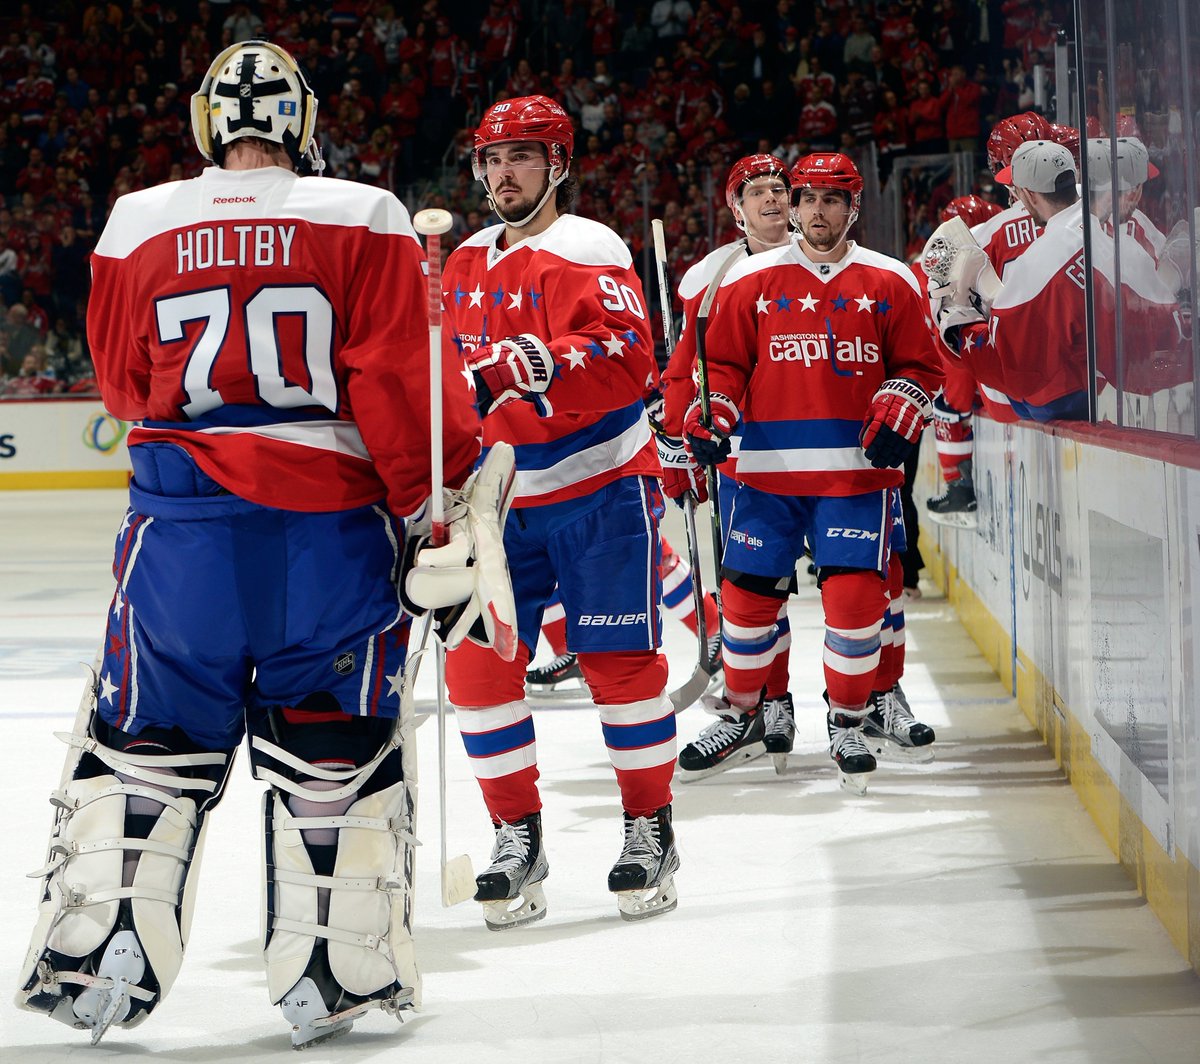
[{"xmin": 2, "ymin": 489, "xmax": 1199, "ymax": 1063}]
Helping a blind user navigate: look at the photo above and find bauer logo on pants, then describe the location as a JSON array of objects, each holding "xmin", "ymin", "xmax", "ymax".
[{"xmin": 334, "ymin": 652, "xmax": 356, "ymax": 675}]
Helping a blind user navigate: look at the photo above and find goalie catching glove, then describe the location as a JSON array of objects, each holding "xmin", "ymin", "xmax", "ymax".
[
  {"xmin": 466, "ymin": 334, "xmax": 554, "ymax": 419},
  {"xmin": 401, "ymin": 442, "xmax": 519, "ymax": 661},
  {"xmin": 682, "ymin": 392, "xmax": 739, "ymax": 466},
  {"xmin": 860, "ymin": 378, "xmax": 932, "ymax": 468},
  {"xmin": 922, "ymin": 217, "xmax": 1003, "ymax": 352}
]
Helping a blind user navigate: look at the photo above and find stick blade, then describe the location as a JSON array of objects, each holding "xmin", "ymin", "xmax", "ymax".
[{"xmin": 441, "ymin": 854, "xmax": 476, "ymax": 907}]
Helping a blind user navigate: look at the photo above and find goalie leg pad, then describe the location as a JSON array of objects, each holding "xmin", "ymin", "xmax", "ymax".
[
  {"xmin": 17, "ymin": 678, "xmax": 234, "ymax": 1042},
  {"xmin": 250, "ymin": 707, "xmax": 420, "ymax": 1047}
]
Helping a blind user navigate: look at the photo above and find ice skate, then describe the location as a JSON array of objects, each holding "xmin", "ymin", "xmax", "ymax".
[
  {"xmin": 926, "ymin": 479, "xmax": 977, "ymax": 528},
  {"xmin": 608, "ymin": 805, "xmax": 680, "ymax": 921},
  {"xmin": 68, "ymin": 930, "xmax": 153, "ymax": 1046},
  {"xmin": 474, "ymin": 813, "xmax": 549, "ymax": 930},
  {"xmin": 279, "ymin": 966, "xmax": 415, "ymax": 1051},
  {"xmin": 863, "ymin": 687, "xmax": 936, "ymax": 763},
  {"xmin": 677, "ymin": 695, "xmax": 766, "ymax": 781},
  {"xmin": 827, "ymin": 704, "xmax": 877, "ymax": 796},
  {"xmin": 525, "ymin": 652, "xmax": 589, "ymax": 700},
  {"xmin": 763, "ymin": 693, "xmax": 795, "ymax": 773}
]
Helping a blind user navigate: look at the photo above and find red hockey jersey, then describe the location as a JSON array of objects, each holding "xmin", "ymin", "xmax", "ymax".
[
  {"xmin": 702, "ymin": 239, "xmax": 942, "ymax": 497},
  {"xmin": 88, "ymin": 166, "xmax": 481, "ymax": 516},
  {"xmin": 441, "ymin": 214, "xmax": 658, "ymax": 507}
]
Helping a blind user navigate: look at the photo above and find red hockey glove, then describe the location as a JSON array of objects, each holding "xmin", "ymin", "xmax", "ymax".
[
  {"xmin": 860, "ymin": 378, "xmax": 932, "ymax": 468},
  {"xmin": 656, "ymin": 431, "xmax": 708, "ymax": 505},
  {"xmin": 683, "ymin": 393, "xmax": 739, "ymax": 466},
  {"xmin": 466, "ymin": 334, "xmax": 555, "ymax": 418}
]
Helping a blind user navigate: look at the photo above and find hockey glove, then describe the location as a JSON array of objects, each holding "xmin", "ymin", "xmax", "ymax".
[
  {"xmin": 683, "ymin": 393, "xmax": 739, "ymax": 466},
  {"xmin": 932, "ymin": 300, "xmax": 987, "ymax": 354},
  {"xmin": 466, "ymin": 334, "xmax": 554, "ymax": 418},
  {"xmin": 860, "ymin": 378, "xmax": 933, "ymax": 468},
  {"xmin": 401, "ymin": 442, "xmax": 519, "ymax": 661},
  {"xmin": 656, "ymin": 431, "xmax": 708, "ymax": 505},
  {"xmin": 931, "ymin": 392, "xmax": 970, "ymax": 424}
]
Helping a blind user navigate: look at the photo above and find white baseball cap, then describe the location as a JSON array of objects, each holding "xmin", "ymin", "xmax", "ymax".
[
  {"xmin": 995, "ymin": 139, "xmax": 1076, "ymax": 192},
  {"xmin": 1115, "ymin": 136, "xmax": 1158, "ymax": 188}
]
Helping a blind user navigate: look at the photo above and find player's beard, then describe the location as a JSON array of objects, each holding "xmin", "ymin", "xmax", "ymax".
[
  {"xmin": 493, "ymin": 174, "xmax": 550, "ymax": 224},
  {"xmin": 801, "ymin": 215, "xmax": 849, "ymax": 253}
]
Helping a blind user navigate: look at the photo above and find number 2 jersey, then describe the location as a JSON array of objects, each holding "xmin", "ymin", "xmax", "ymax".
[
  {"xmin": 441, "ymin": 214, "xmax": 658, "ymax": 507},
  {"xmin": 703, "ymin": 237, "xmax": 942, "ymax": 497},
  {"xmin": 87, "ymin": 165, "xmax": 481, "ymax": 516}
]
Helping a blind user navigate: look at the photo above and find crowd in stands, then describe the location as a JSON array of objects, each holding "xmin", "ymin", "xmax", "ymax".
[{"xmin": 0, "ymin": 0, "xmax": 1066, "ymax": 395}]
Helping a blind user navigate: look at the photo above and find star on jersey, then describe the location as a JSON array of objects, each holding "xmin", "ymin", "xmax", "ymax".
[
  {"xmin": 507, "ymin": 286, "xmax": 523, "ymax": 310},
  {"xmin": 622, "ymin": 328, "xmax": 640, "ymax": 347},
  {"xmin": 385, "ymin": 667, "xmax": 405, "ymax": 699},
  {"xmin": 563, "ymin": 345, "xmax": 588, "ymax": 369},
  {"xmin": 586, "ymin": 339, "xmax": 606, "ymax": 359},
  {"xmin": 453, "ymin": 285, "xmax": 466, "ymax": 305},
  {"xmin": 756, "ymin": 293, "xmax": 772, "ymax": 314},
  {"xmin": 99, "ymin": 672, "xmax": 118, "ymax": 706},
  {"xmin": 831, "ymin": 294, "xmax": 850, "ymax": 311},
  {"xmin": 603, "ymin": 332, "xmax": 626, "ymax": 357},
  {"xmin": 489, "ymin": 284, "xmax": 505, "ymax": 307},
  {"xmin": 774, "ymin": 293, "xmax": 794, "ymax": 312},
  {"xmin": 468, "ymin": 284, "xmax": 484, "ymax": 307},
  {"xmin": 797, "ymin": 292, "xmax": 820, "ymax": 312},
  {"xmin": 461, "ymin": 365, "xmax": 476, "ymax": 391},
  {"xmin": 451, "ymin": 333, "xmax": 466, "ymax": 353},
  {"xmin": 876, "ymin": 298, "xmax": 892, "ymax": 316},
  {"xmin": 118, "ymin": 510, "xmax": 134, "ymax": 535},
  {"xmin": 111, "ymin": 595, "xmax": 124, "ymax": 619},
  {"xmin": 529, "ymin": 288, "xmax": 543, "ymax": 308},
  {"xmin": 855, "ymin": 294, "xmax": 876, "ymax": 312}
]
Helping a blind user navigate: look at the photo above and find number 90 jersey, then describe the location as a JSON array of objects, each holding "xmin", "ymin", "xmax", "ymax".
[
  {"xmin": 442, "ymin": 215, "xmax": 658, "ymax": 507},
  {"xmin": 87, "ymin": 166, "xmax": 481, "ymax": 517}
]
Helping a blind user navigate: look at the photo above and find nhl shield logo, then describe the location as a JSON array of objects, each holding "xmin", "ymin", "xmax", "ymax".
[{"xmin": 334, "ymin": 652, "xmax": 356, "ymax": 675}]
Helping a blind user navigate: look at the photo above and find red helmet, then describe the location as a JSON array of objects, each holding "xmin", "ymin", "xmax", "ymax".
[
  {"xmin": 986, "ymin": 111, "xmax": 1053, "ymax": 173},
  {"xmin": 789, "ymin": 152, "xmax": 863, "ymax": 215},
  {"xmin": 1114, "ymin": 113, "xmax": 1143, "ymax": 139},
  {"xmin": 725, "ymin": 153, "xmax": 790, "ymax": 211},
  {"xmin": 940, "ymin": 194, "xmax": 1002, "ymax": 228},
  {"xmin": 1046, "ymin": 123, "xmax": 1081, "ymax": 165},
  {"xmin": 472, "ymin": 95, "xmax": 575, "ymax": 182}
]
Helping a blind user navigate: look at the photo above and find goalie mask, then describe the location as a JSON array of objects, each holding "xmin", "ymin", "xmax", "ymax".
[
  {"xmin": 472, "ymin": 95, "xmax": 574, "ymax": 228},
  {"xmin": 191, "ymin": 39, "xmax": 323, "ymax": 174}
]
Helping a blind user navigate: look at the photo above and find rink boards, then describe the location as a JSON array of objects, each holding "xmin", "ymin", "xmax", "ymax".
[
  {"xmin": 0, "ymin": 399, "xmax": 132, "ymax": 489},
  {"xmin": 918, "ymin": 416, "xmax": 1200, "ymax": 973}
]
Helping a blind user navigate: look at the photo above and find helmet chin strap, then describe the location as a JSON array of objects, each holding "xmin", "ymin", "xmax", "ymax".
[
  {"xmin": 486, "ymin": 164, "xmax": 567, "ymax": 229},
  {"xmin": 737, "ymin": 213, "xmax": 793, "ymax": 249}
]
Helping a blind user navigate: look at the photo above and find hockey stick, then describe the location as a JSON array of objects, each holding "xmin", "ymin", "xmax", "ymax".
[
  {"xmin": 412, "ymin": 207, "xmax": 474, "ymax": 907},
  {"xmin": 692, "ymin": 240, "xmax": 747, "ymax": 608},
  {"xmin": 651, "ymin": 220, "xmax": 719, "ymax": 714}
]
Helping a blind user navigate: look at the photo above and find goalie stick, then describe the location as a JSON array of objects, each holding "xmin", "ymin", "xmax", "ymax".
[{"xmin": 412, "ymin": 206, "xmax": 475, "ymax": 906}]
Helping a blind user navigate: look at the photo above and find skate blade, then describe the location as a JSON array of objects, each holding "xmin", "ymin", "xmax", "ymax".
[
  {"xmin": 291, "ymin": 1017, "xmax": 355, "ymax": 1051},
  {"xmin": 481, "ymin": 881, "xmax": 548, "ymax": 930},
  {"xmin": 615, "ymin": 875, "xmax": 679, "ymax": 922},
  {"xmin": 866, "ymin": 736, "xmax": 935, "ymax": 764},
  {"xmin": 442, "ymin": 854, "xmax": 477, "ymax": 907},
  {"xmin": 927, "ymin": 510, "xmax": 977, "ymax": 530},
  {"xmin": 771, "ymin": 752, "xmax": 789, "ymax": 775},
  {"xmin": 838, "ymin": 769, "xmax": 873, "ymax": 796},
  {"xmin": 86, "ymin": 977, "xmax": 135, "ymax": 1046},
  {"xmin": 526, "ymin": 683, "xmax": 591, "ymax": 702},
  {"xmin": 677, "ymin": 743, "xmax": 767, "ymax": 782}
]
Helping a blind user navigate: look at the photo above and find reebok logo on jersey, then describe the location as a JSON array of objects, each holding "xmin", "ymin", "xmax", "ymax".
[
  {"xmin": 825, "ymin": 527, "xmax": 880, "ymax": 541},
  {"xmin": 212, "ymin": 196, "xmax": 257, "ymax": 204},
  {"xmin": 769, "ymin": 333, "xmax": 881, "ymax": 368},
  {"xmin": 334, "ymin": 652, "xmax": 356, "ymax": 675}
]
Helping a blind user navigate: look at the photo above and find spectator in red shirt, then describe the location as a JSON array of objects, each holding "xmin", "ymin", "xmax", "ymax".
[
  {"xmin": 136, "ymin": 122, "xmax": 172, "ymax": 185},
  {"xmin": 797, "ymin": 84, "xmax": 839, "ymax": 150},
  {"xmin": 907, "ymin": 79, "xmax": 946, "ymax": 152},
  {"xmin": 479, "ymin": 0, "xmax": 518, "ymax": 76},
  {"xmin": 941, "ymin": 64, "xmax": 984, "ymax": 154},
  {"xmin": 505, "ymin": 57, "xmax": 540, "ymax": 97},
  {"xmin": 16, "ymin": 147, "xmax": 54, "ymax": 200}
]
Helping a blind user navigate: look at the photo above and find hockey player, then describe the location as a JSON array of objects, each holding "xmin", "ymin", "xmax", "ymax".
[
  {"xmin": 925, "ymin": 111, "xmax": 1051, "ymax": 525},
  {"xmin": 659, "ymin": 153, "xmax": 800, "ymax": 768},
  {"xmin": 677, "ymin": 153, "xmax": 942, "ymax": 793},
  {"xmin": 15, "ymin": 40, "xmax": 514, "ymax": 1050},
  {"xmin": 442, "ymin": 96, "xmax": 679, "ymax": 926},
  {"xmin": 922, "ymin": 194, "xmax": 1001, "ymax": 528},
  {"xmin": 935, "ymin": 139, "xmax": 1092, "ymax": 420}
]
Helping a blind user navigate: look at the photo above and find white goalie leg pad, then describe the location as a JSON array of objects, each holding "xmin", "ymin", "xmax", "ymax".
[
  {"xmin": 252, "ymin": 706, "xmax": 421, "ymax": 1035},
  {"xmin": 16, "ymin": 675, "xmax": 233, "ymax": 1037}
]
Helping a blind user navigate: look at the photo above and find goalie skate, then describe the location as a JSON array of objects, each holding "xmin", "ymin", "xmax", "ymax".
[
  {"xmin": 862, "ymin": 687, "xmax": 936, "ymax": 763},
  {"xmin": 280, "ymin": 975, "xmax": 414, "ymax": 1050},
  {"xmin": 474, "ymin": 813, "xmax": 549, "ymax": 930},
  {"xmin": 608, "ymin": 805, "xmax": 680, "ymax": 922}
]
